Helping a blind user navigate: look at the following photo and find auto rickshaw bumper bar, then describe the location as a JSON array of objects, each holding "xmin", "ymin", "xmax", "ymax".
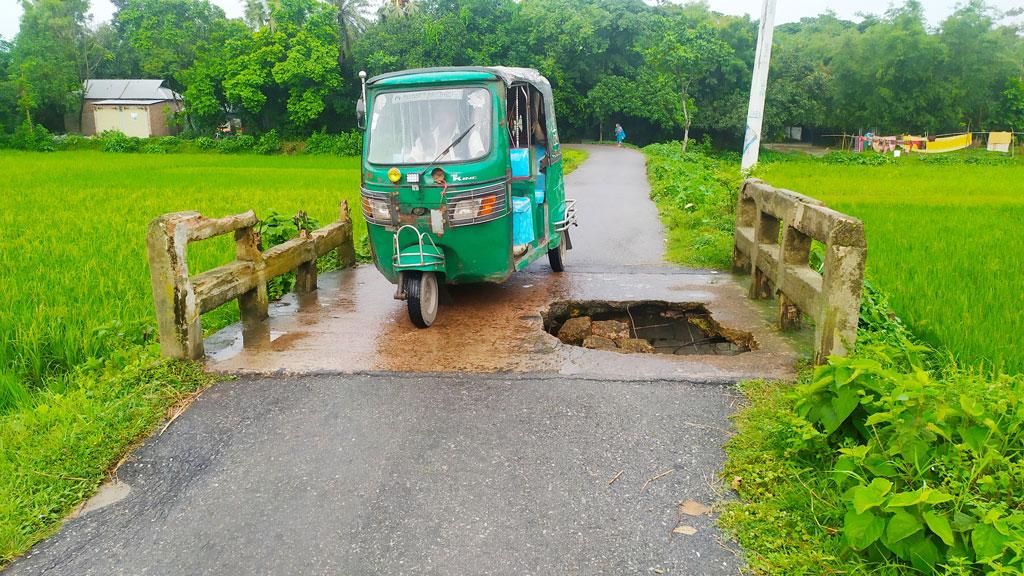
[
  {"xmin": 392, "ymin": 225, "xmax": 446, "ymax": 271},
  {"xmin": 553, "ymin": 198, "xmax": 578, "ymax": 232}
]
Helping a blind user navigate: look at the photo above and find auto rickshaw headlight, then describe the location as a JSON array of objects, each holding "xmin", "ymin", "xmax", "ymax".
[
  {"xmin": 450, "ymin": 194, "xmax": 498, "ymax": 223},
  {"xmin": 362, "ymin": 197, "xmax": 390, "ymax": 221},
  {"xmin": 387, "ymin": 167, "xmax": 402, "ymax": 183}
]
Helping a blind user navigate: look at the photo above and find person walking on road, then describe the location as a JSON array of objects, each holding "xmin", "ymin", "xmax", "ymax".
[{"xmin": 614, "ymin": 123, "xmax": 626, "ymax": 147}]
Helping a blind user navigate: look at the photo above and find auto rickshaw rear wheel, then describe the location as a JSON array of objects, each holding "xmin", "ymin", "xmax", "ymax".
[
  {"xmin": 548, "ymin": 231, "xmax": 568, "ymax": 272},
  {"xmin": 404, "ymin": 271, "xmax": 439, "ymax": 328}
]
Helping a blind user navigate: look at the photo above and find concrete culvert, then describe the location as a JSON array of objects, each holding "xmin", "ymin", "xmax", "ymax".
[{"xmin": 543, "ymin": 300, "xmax": 755, "ymax": 356}]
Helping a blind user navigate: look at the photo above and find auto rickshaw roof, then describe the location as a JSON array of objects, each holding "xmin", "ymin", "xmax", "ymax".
[
  {"xmin": 367, "ymin": 67, "xmax": 561, "ymax": 148},
  {"xmin": 367, "ymin": 66, "xmax": 550, "ymax": 93}
]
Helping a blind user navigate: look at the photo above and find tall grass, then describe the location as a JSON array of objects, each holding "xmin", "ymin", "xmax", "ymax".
[
  {"xmin": 760, "ymin": 158, "xmax": 1024, "ymax": 374},
  {"xmin": 0, "ymin": 151, "xmax": 364, "ymax": 406}
]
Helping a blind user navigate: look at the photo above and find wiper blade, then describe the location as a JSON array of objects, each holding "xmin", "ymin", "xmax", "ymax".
[{"xmin": 431, "ymin": 123, "xmax": 476, "ymax": 164}]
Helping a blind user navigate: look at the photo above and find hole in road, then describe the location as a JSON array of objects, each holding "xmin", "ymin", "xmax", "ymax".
[{"xmin": 542, "ymin": 300, "xmax": 755, "ymax": 355}]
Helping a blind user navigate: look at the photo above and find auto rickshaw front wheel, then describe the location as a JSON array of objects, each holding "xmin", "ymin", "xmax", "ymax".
[
  {"xmin": 548, "ymin": 231, "xmax": 568, "ymax": 272},
  {"xmin": 404, "ymin": 271, "xmax": 439, "ymax": 328}
]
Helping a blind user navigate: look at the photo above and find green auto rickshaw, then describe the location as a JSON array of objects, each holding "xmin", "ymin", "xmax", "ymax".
[{"xmin": 356, "ymin": 66, "xmax": 577, "ymax": 327}]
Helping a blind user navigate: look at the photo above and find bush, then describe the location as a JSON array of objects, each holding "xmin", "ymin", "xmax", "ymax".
[
  {"xmin": 10, "ymin": 121, "xmax": 54, "ymax": 152},
  {"xmin": 217, "ymin": 134, "xmax": 256, "ymax": 154},
  {"xmin": 722, "ymin": 283, "xmax": 1024, "ymax": 574},
  {"xmin": 99, "ymin": 130, "xmax": 141, "ymax": 153},
  {"xmin": 195, "ymin": 136, "xmax": 217, "ymax": 150},
  {"xmin": 52, "ymin": 134, "xmax": 91, "ymax": 151},
  {"xmin": 254, "ymin": 130, "xmax": 281, "ymax": 155},
  {"xmin": 140, "ymin": 143, "xmax": 168, "ymax": 154},
  {"xmin": 304, "ymin": 130, "xmax": 362, "ymax": 156},
  {"xmin": 823, "ymin": 151, "xmax": 896, "ymax": 165},
  {"xmin": 157, "ymin": 136, "xmax": 182, "ymax": 149}
]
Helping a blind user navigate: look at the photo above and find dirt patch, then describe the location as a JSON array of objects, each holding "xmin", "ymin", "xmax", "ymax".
[{"xmin": 543, "ymin": 300, "xmax": 755, "ymax": 356}]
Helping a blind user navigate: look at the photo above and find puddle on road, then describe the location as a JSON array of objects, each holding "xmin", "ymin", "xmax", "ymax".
[{"xmin": 543, "ymin": 300, "xmax": 755, "ymax": 356}]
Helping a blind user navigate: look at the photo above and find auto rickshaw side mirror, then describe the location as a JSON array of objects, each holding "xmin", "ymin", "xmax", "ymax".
[{"xmin": 356, "ymin": 97, "xmax": 366, "ymax": 130}]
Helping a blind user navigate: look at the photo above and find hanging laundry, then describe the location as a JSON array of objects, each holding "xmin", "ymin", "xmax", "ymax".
[
  {"xmin": 917, "ymin": 133, "xmax": 972, "ymax": 154},
  {"xmin": 987, "ymin": 132, "xmax": 1012, "ymax": 153}
]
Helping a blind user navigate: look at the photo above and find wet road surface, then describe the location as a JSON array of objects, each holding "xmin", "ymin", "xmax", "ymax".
[{"xmin": 6, "ymin": 145, "xmax": 800, "ymax": 575}]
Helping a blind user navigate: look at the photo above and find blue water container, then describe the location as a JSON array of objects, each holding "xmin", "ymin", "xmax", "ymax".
[
  {"xmin": 512, "ymin": 196, "xmax": 535, "ymax": 246},
  {"xmin": 510, "ymin": 148, "xmax": 530, "ymax": 179}
]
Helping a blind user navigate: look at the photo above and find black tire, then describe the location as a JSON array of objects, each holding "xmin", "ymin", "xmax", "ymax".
[
  {"xmin": 404, "ymin": 271, "xmax": 439, "ymax": 328},
  {"xmin": 548, "ymin": 231, "xmax": 567, "ymax": 272}
]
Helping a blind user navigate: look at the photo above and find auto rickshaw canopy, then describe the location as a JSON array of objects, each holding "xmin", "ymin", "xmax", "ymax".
[{"xmin": 366, "ymin": 66, "xmax": 560, "ymax": 150}]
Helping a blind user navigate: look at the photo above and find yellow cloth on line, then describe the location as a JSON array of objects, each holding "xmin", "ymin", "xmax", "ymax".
[
  {"xmin": 918, "ymin": 133, "xmax": 972, "ymax": 154},
  {"xmin": 988, "ymin": 131, "xmax": 1012, "ymax": 152},
  {"xmin": 989, "ymin": 132, "xmax": 1012, "ymax": 145}
]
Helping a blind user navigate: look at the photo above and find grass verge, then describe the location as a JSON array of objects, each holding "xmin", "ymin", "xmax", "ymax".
[
  {"xmin": 0, "ymin": 351, "xmax": 218, "ymax": 566},
  {"xmin": 643, "ymin": 142, "xmax": 741, "ymax": 269},
  {"xmin": 642, "ymin": 144, "xmax": 1024, "ymax": 573},
  {"xmin": 562, "ymin": 146, "xmax": 589, "ymax": 175}
]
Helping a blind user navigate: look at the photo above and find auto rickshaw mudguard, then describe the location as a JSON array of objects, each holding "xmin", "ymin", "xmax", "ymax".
[{"xmin": 394, "ymin": 243, "xmax": 446, "ymax": 273}]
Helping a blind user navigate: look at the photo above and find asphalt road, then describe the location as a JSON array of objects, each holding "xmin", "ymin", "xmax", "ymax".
[{"xmin": 7, "ymin": 145, "xmax": 753, "ymax": 575}]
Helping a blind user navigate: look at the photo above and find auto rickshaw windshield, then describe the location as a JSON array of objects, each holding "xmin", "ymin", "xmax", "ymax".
[{"xmin": 367, "ymin": 87, "xmax": 491, "ymax": 165}]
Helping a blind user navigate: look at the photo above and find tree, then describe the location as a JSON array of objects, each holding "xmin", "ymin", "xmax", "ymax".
[
  {"xmin": 11, "ymin": 0, "xmax": 92, "ymax": 130},
  {"xmin": 183, "ymin": 0, "xmax": 341, "ymax": 134},
  {"xmin": 328, "ymin": 0, "xmax": 368, "ymax": 67},
  {"xmin": 641, "ymin": 14, "xmax": 732, "ymax": 150},
  {"xmin": 243, "ymin": 0, "xmax": 269, "ymax": 30},
  {"xmin": 831, "ymin": 1, "xmax": 956, "ymax": 134},
  {"xmin": 939, "ymin": 0, "xmax": 1020, "ymax": 130},
  {"xmin": 1001, "ymin": 77, "xmax": 1024, "ymax": 129},
  {"xmin": 111, "ymin": 0, "xmax": 229, "ymax": 89}
]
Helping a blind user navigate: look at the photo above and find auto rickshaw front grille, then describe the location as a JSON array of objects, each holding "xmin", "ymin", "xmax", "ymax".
[{"xmin": 446, "ymin": 181, "xmax": 510, "ymax": 228}]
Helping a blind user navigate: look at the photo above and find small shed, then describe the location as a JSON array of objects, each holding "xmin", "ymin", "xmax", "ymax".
[{"xmin": 82, "ymin": 79, "xmax": 183, "ymax": 138}]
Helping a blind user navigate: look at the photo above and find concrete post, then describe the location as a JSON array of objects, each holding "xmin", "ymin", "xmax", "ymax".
[
  {"xmin": 235, "ymin": 226, "xmax": 269, "ymax": 341},
  {"xmin": 815, "ymin": 224, "xmax": 866, "ymax": 363},
  {"xmin": 732, "ymin": 184, "xmax": 756, "ymax": 273},
  {"xmin": 337, "ymin": 201, "xmax": 357, "ymax": 267},
  {"xmin": 778, "ymin": 223, "xmax": 811, "ymax": 330},
  {"xmin": 749, "ymin": 209, "xmax": 779, "ymax": 300},
  {"xmin": 147, "ymin": 212, "xmax": 204, "ymax": 360}
]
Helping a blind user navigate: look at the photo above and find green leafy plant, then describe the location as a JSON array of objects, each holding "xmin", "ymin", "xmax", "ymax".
[
  {"xmin": 217, "ymin": 134, "xmax": 256, "ymax": 154},
  {"xmin": 254, "ymin": 129, "xmax": 281, "ymax": 155},
  {"xmin": 304, "ymin": 130, "xmax": 362, "ymax": 156},
  {"xmin": 9, "ymin": 121, "xmax": 53, "ymax": 152},
  {"xmin": 255, "ymin": 210, "xmax": 324, "ymax": 300},
  {"xmin": 792, "ymin": 351, "xmax": 1024, "ymax": 573},
  {"xmin": 822, "ymin": 151, "xmax": 896, "ymax": 166},
  {"xmin": 195, "ymin": 136, "xmax": 217, "ymax": 150},
  {"xmin": 99, "ymin": 130, "xmax": 141, "ymax": 153}
]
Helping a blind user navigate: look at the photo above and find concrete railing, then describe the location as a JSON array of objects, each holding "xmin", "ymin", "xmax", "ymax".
[
  {"xmin": 147, "ymin": 202, "xmax": 355, "ymax": 360},
  {"xmin": 732, "ymin": 179, "xmax": 866, "ymax": 364}
]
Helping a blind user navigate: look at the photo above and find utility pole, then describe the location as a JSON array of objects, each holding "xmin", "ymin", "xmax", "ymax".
[{"xmin": 740, "ymin": 0, "xmax": 777, "ymax": 172}]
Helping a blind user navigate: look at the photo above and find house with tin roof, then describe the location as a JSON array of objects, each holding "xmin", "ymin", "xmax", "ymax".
[{"xmin": 81, "ymin": 79, "xmax": 183, "ymax": 138}]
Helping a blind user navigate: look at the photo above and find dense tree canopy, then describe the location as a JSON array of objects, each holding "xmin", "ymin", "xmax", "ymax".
[{"xmin": 1, "ymin": 0, "xmax": 1022, "ymax": 143}]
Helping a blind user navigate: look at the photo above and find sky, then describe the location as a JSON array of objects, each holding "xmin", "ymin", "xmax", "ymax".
[{"xmin": 1, "ymin": 0, "xmax": 1022, "ymax": 42}]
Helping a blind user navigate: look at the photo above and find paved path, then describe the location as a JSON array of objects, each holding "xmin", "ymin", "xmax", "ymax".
[{"xmin": 7, "ymin": 145, "xmax": 795, "ymax": 575}]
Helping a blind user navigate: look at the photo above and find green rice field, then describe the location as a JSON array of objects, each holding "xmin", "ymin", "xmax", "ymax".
[
  {"xmin": 0, "ymin": 150, "xmax": 366, "ymax": 406},
  {"xmin": 760, "ymin": 157, "xmax": 1024, "ymax": 374}
]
